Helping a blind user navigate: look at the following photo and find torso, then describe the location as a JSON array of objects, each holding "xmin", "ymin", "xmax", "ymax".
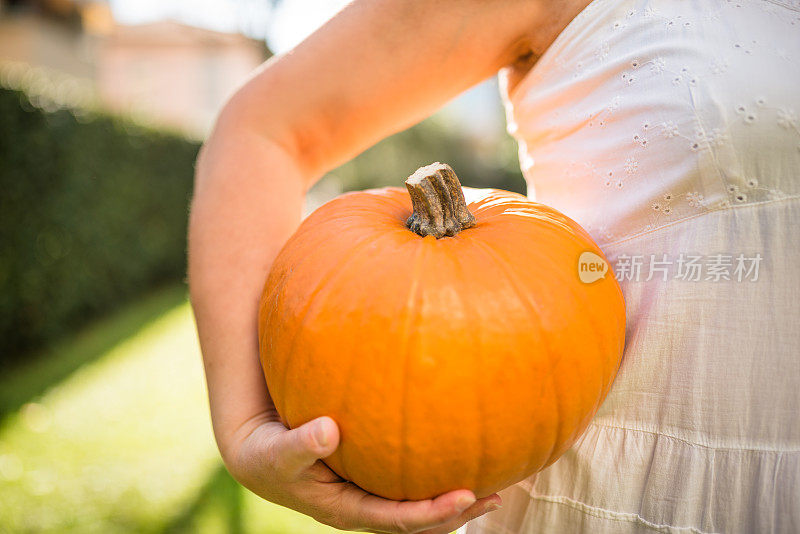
[{"xmin": 466, "ymin": 0, "xmax": 800, "ymax": 532}]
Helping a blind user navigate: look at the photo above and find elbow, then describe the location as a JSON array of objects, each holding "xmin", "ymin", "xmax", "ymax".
[
  {"xmin": 192, "ymin": 96, "xmax": 311, "ymax": 198},
  {"xmin": 206, "ymin": 79, "xmax": 337, "ymax": 183}
]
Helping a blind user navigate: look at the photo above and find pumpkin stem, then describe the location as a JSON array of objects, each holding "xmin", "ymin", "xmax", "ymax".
[{"xmin": 405, "ymin": 163, "xmax": 476, "ymax": 238}]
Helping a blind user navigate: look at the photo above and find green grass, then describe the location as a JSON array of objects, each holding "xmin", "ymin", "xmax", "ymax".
[{"xmin": 0, "ymin": 286, "xmax": 341, "ymax": 533}]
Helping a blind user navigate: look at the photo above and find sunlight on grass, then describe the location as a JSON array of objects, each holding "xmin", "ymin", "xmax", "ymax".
[{"xmin": 0, "ymin": 288, "xmax": 341, "ymax": 533}]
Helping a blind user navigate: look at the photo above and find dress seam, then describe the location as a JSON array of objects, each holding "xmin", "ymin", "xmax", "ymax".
[
  {"xmin": 761, "ymin": 0, "xmax": 800, "ymax": 13},
  {"xmin": 588, "ymin": 422, "xmax": 800, "ymax": 453},
  {"xmin": 600, "ymin": 194, "xmax": 800, "ymax": 248},
  {"xmin": 521, "ymin": 493, "xmax": 720, "ymax": 534}
]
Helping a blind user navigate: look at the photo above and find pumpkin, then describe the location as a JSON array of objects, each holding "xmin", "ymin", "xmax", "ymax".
[{"xmin": 258, "ymin": 162, "xmax": 625, "ymax": 501}]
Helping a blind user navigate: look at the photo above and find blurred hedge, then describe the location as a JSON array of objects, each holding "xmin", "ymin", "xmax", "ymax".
[
  {"xmin": 0, "ymin": 75, "xmax": 523, "ymax": 366},
  {"xmin": 0, "ymin": 86, "xmax": 200, "ymax": 365},
  {"xmin": 316, "ymin": 112, "xmax": 526, "ymax": 197}
]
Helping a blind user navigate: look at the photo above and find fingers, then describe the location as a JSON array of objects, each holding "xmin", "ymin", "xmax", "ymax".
[
  {"xmin": 269, "ymin": 416, "xmax": 339, "ymax": 478},
  {"xmin": 418, "ymin": 494, "xmax": 502, "ymax": 534},
  {"xmin": 333, "ymin": 485, "xmax": 478, "ymax": 533}
]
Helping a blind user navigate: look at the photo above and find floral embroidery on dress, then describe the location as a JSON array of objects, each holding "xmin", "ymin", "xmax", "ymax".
[
  {"xmin": 508, "ymin": 0, "xmax": 800, "ymax": 246},
  {"xmin": 728, "ymin": 184, "xmax": 748, "ymax": 203},
  {"xmin": 686, "ymin": 191, "xmax": 705, "ymax": 207},
  {"xmin": 646, "ymin": 193, "xmax": 676, "ymax": 229},
  {"xmin": 734, "ymin": 99, "xmax": 800, "ymax": 137},
  {"xmin": 642, "ymin": 5, "xmax": 659, "ymax": 18},
  {"xmin": 725, "ymin": 174, "xmax": 790, "ymax": 204},
  {"xmin": 777, "ymin": 108, "xmax": 798, "ymax": 130},
  {"xmin": 709, "ymin": 60, "xmax": 729, "ymax": 75},
  {"xmin": 686, "ymin": 125, "xmax": 729, "ymax": 152},
  {"xmin": 661, "ymin": 121, "xmax": 679, "ymax": 138},
  {"xmin": 651, "ymin": 193, "xmax": 674, "ymax": 214},
  {"xmin": 624, "ymin": 157, "xmax": 639, "ymax": 174},
  {"xmin": 595, "ymin": 41, "xmax": 611, "ymax": 61},
  {"xmin": 650, "ymin": 57, "xmax": 666, "ymax": 74},
  {"xmin": 621, "ymin": 71, "xmax": 636, "ymax": 85}
]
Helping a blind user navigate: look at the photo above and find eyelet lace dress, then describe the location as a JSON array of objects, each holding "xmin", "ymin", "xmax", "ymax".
[{"xmin": 461, "ymin": 0, "xmax": 800, "ymax": 532}]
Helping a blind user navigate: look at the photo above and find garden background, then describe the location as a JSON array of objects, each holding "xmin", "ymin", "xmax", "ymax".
[{"xmin": 0, "ymin": 1, "xmax": 524, "ymax": 531}]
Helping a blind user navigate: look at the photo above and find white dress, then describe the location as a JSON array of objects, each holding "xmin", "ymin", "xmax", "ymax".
[{"xmin": 463, "ymin": 0, "xmax": 800, "ymax": 532}]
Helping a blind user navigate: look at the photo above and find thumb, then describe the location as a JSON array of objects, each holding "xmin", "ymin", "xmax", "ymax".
[{"xmin": 270, "ymin": 416, "xmax": 340, "ymax": 477}]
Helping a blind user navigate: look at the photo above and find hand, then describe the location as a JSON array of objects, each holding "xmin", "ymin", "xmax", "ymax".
[{"xmin": 227, "ymin": 413, "xmax": 502, "ymax": 533}]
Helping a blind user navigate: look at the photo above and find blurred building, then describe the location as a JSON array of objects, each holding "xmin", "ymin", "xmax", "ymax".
[
  {"xmin": 0, "ymin": 0, "xmax": 268, "ymax": 135},
  {"xmin": 96, "ymin": 21, "xmax": 267, "ymax": 135}
]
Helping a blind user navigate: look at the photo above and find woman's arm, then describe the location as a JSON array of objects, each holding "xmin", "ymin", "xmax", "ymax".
[{"xmin": 189, "ymin": 0, "xmax": 587, "ymax": 532}]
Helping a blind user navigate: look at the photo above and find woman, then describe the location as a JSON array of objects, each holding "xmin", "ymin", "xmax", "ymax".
[{"xmin": 188, "ymin": 0, "xmax": 800, "ymax": 532}]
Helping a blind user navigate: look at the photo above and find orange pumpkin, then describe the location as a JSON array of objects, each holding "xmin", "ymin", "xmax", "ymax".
[{"xmin": 258, "ymin": 162, "xmax": 625, "ymax": 501}]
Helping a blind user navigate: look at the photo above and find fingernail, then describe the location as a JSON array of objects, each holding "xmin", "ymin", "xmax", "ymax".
[
  {"xmin": 455, "ymin": 494, "xmax": 476, "ymax": 512},
  {"xmin": 485, "ymin": 502, "xmax": 502, "ymax": 512},
  {"xmin": 313, "ymin": 420, "xmax": 329, "ymax": 448}
]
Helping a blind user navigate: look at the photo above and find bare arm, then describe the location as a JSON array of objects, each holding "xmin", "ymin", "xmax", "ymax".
[{"xmin": 189, "ymin": 1, "xmax": 587, "ymax": 531}]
